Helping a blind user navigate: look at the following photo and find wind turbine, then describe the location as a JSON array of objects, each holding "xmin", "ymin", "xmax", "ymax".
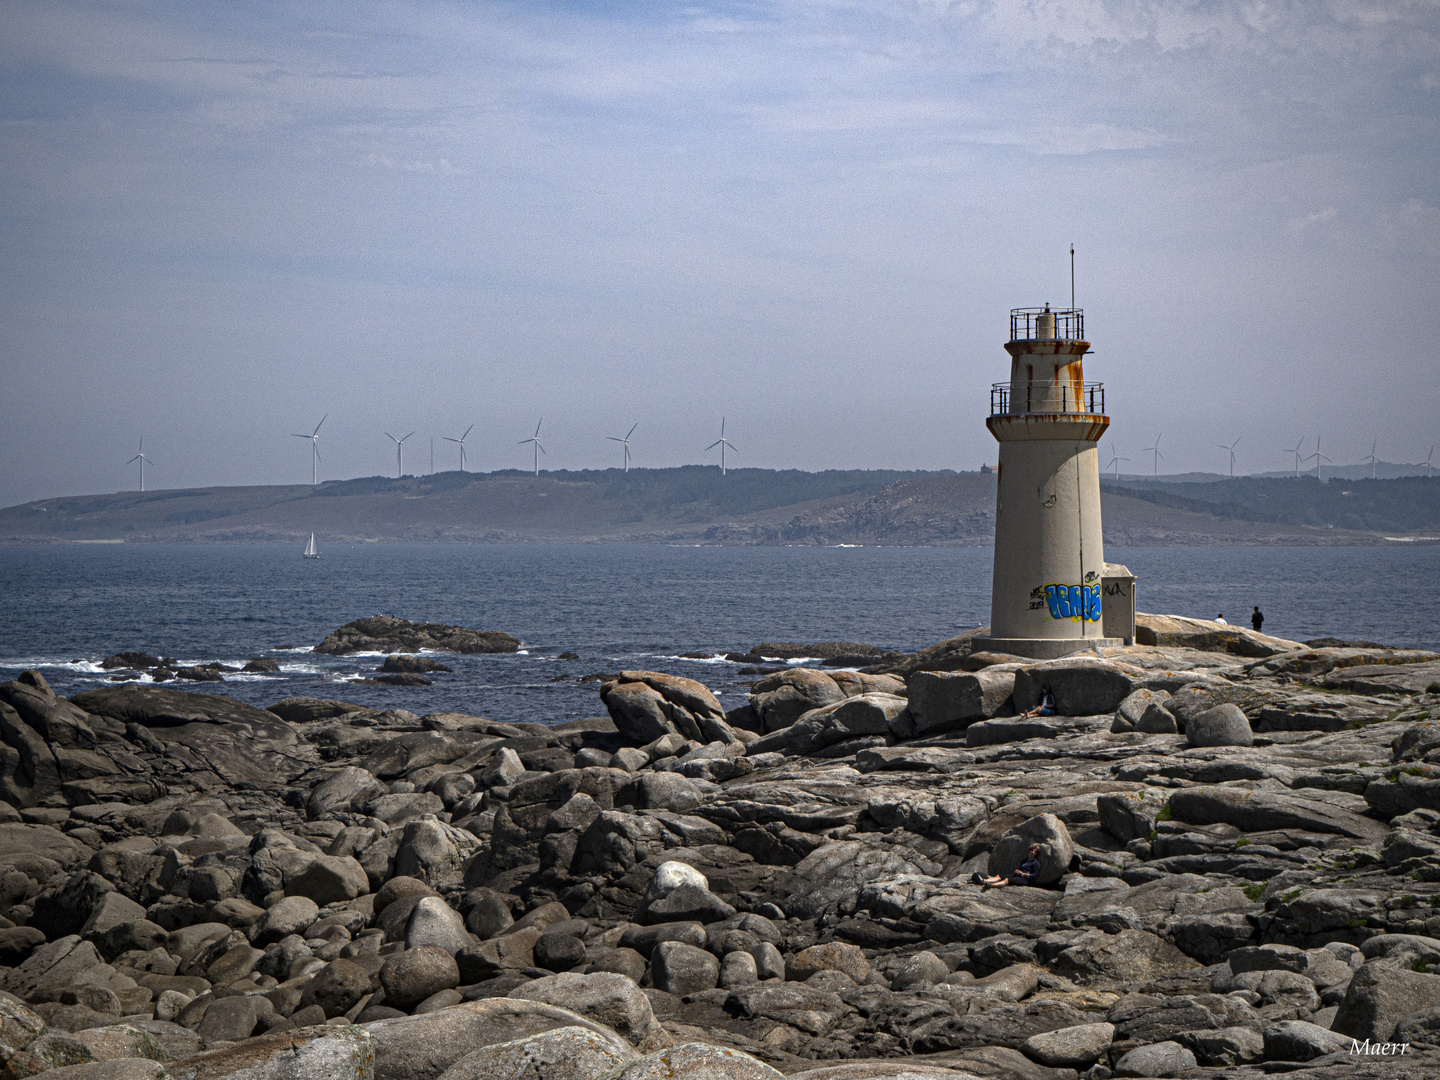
[
  {"xmin": 1217, "ymin": 437, "xmax": 1241, "ymax": 478},
  {"xmin": 1304, "ymin": 435, "xmax": 1331, "ymax": 480},
  {"xmin": 126, "ymin": 438, "xmax": 152, "ymax": 493},
  {"xmin": 519, "ymin": 420, "xmax": 545, "ymax": 476},
  {"xmin": 1143, "ymin": 434, "xmax": 1163, "ymax": 477},
  {"xmin": 1284, "ymin": 437, "xmax": 1306, "ymax": 478},
  {"xmin": 290, "ymin": 415, "xmax": 326, "ymax": 486},
  {"xmin": 1420, "ymin": 445, "xmax": 1436, "ymax": 478},
  {"xmin": 385, "ymin": 431, "xmax": 414, "ymax": 478},
  {"xmin": 706, "ymin": 418, "xmax": 737, "ymax": 475},
  {"xmin": 1106, "ymin": 448, "xmax": 1129, "ymax": 480},
  {"xmin": 1361, "ymin": 440, "xmax": 1378, "ymax": 480},
  {"xmin": 444, "ymin": 425, "xmax": 474, "ymax": 472},
  {"xmin": 607, "ymin": 423, "xmax": 637, "ymax": 472}
]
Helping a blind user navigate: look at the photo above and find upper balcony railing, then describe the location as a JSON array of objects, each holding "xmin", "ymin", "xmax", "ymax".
[
  {"xmin": 1011, "ymin": 306, "xmax": 1084, "ymax": 342},
  {"xmin": 991, "ymin": 382, "xmax": 1105, "ymax": 416}
]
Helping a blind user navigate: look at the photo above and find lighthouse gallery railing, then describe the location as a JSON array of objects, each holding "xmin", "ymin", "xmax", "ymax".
[{"xmin": 990, "ymin": 382, "xmax": 1105, "ymax": 417}]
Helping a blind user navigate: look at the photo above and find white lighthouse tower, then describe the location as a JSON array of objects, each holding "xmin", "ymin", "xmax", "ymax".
[{"xmin": 971, "ymin": 305, "xmax": 1130, "ymax": 658}]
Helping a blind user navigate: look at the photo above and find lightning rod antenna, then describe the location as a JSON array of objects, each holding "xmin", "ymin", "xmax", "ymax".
[{"xmin": 1070, "ymin": 245, "xmax": 1075, "ymax": 310}]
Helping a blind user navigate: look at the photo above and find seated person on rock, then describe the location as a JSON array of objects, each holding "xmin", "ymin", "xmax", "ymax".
[
  {"xmin": 1020, "ymin": 686, "xmax": 1056, "ymax": 718},
  {"xmin": 973, "ymin": 844, "xmax": 1042, "ymax": 889}
]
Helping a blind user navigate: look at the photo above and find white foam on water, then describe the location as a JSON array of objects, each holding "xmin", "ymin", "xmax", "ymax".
[
  {"xmin": 659, "ymin": 653, "xmax": 733, "ymax": 665},
  {"xmin": 0, "ymin": 657, "xmax": 119, "ymax": 674},
  {"xmin": 278, "ymin": 666, "xmax": 331, "ymax": 677},
  {"xmin": 88, "ymin": 672, "xmax": 154, "ymax": 684}
]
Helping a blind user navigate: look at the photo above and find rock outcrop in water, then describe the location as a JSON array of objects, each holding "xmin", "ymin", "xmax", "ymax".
[
  {"xmin": 1, "ymin": 627, "xmax": 1440, "ymax": 1078},
  {"xmin": 313, "ymin": 617, "xmax": 521, "ymax": 656}
]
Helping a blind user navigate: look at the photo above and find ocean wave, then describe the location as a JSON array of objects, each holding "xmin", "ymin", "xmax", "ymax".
[
  {"xmin": 81, "ymin": 672, "xmax": 154, "ymax": 684},
  {"xmin": 278, "ymin": 662, "xmax": 338, "ymax": 675},
  {"xmin": 0, "ymin": 657, "xmax": 109, "ymax": 674}
]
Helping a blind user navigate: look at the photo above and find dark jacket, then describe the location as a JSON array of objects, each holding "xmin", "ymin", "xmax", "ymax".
[{"xmin": 1010, "ymin": 856, "xmax": 1041, "ymax": 883}]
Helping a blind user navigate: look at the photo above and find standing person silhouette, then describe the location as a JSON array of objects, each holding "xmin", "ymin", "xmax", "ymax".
[{"xmin": 1252, "ymin": 606, "xmax": 1264, "ymax": 632}]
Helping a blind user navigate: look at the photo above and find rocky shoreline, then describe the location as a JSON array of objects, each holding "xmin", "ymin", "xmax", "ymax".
[{"xmin": 1, "ymin": 620, "xmax": 1440, "ymax": 1079}]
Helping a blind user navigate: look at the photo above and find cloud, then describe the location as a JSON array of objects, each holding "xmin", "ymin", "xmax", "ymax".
[
  {"xmin": 963, "ymin": 123, "xmax": 1170, "ymax": 156},
  {"xmin": 1289, "ymin": 206, "xmax": 1338, "ymax": 232},
  {"xmin": 366, "ymin": 153, "xmax": 470, "ymax": 175},
  {"xmin": 1390, "ymin": 197, "xmax": 1440, "ymax": 250}
]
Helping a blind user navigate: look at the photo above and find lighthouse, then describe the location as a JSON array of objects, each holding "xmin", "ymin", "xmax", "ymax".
[{"xmin": 971, "ymin": 305, "xmax": 1132, "ymax": 658}]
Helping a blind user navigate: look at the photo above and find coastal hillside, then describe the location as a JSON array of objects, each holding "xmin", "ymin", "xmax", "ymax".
[
  {"xmin": 1101, "ymin": 475, "xmax": 1440, "ymax": 534},
  {"xmin": 0, "ymin": 467, "xmax": 935, "ymax": 544},
  {"xmin": 1, "ymin": 468, "xmax": 1436, "ymax": 545}
]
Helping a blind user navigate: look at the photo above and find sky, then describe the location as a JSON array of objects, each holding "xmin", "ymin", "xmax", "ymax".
[{"xmin": 2, "ymin": 0, "xmax": 1438, "ymax": 507}]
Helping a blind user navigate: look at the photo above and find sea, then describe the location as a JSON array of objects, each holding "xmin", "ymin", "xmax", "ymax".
[{"xmin": 2, "ymin": 543, "xmax": 1437, "ymax": 726}]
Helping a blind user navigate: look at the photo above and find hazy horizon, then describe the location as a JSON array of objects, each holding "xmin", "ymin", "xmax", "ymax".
[{"xmin": 3, "ymin": 2, "xmax": 1438, "ymax": 507}]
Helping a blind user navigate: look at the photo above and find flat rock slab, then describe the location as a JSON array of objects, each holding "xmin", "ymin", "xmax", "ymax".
[
  {"xmin": 167, "ymin": 1025, "xmax": 375, "ymax": 1080},
  {"xmin": 72, "ymin": 685, "xmax": 288, "ymax": 729},
  {"xmin": 788, "ymin": 1065, "xmax": 981, "ymax": 1078},
  {"xmin": 725, "ymin": 983, "xmax": 850, "ymax": 1036},
  {"xmin": 903, "ymin": 1046, "xmax": 1079, "ymax": 1080},
  {"xmin": 1325, "ymin": 660, "xmax": 1440, "ymax": 695},
  {"xmin": 433, "ymin": 1025, "xmax": 634, "ymax": 1080},
  {"xmin": 602, "ymin": 1043, "xmax": 785, "ymax": 1079},
  {"xmin": 774, "ymin": 842, "xmax": 929, "ymax": 920},
  {"xmin": 1168, "ymin": 786, "xmax": 1390, "ymax": 844},
  {"xmin": 967, "ymin": 720, "xmax": 1058, "ymax": 747},
  {"xmin": 855, "ymin": 747, "xmax": 976, "ymax": 773},
  {"xmin": 910, "ymin": 1000, "xmax": 1094, "ymax": 1053},
  {"xmin": 364, "ymin": 998, "xmax": 627, "ymax": 1080},
  {"xmin": 1020, "ymin": 1020, "xmax": 1115, "ymax": 1067},
  {"xmin": 1134, "ymin": 614, "xmax": 1303, "ymax": 656},
  {"xmin": 37, "ymin": 1064, "xmax": 168, "ymax": 1080}
]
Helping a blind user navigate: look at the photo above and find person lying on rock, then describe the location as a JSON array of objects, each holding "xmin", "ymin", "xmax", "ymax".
[
  {"xmin": 1020, "ymin": 686, "xmax": 1056, "ymax": 718},
  {"xmin": 972, "ymin": 844, "xmax": 1042, "ymax": 889}
]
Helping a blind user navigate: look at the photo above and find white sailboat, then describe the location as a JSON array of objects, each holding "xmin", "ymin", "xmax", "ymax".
[{"xmin": 303, "ymin": 533, "xmax": 319, "ymax": 559}]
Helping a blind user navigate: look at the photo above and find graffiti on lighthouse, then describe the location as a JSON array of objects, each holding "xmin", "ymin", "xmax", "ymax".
[{"xmin": 1029, "ymin": 577, "xmax": 1102, "ymax": 623}]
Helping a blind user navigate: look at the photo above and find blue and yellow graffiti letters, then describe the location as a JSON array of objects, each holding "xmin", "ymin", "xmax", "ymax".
[{"xmin": 1043, "ymin": 583, "xmax": 1102, "ymax": 623}]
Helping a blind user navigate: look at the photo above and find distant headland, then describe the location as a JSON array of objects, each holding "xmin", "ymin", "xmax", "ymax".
[{"xmin": 1, "ymin": 468, "xmax": 1437, "ymax": 546}]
